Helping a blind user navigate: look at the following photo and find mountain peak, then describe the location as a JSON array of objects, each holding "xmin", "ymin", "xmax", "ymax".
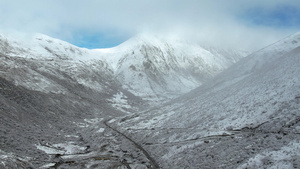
[{"xmin": 0, "ymin": 31, "xmax": 248, "ymax": 102}]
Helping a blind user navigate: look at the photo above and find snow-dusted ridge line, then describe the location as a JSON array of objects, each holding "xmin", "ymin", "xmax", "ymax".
[
  {"xmin": 107, "ymin": 34, "xmax": 249, "ymax": 100},
  {"xmin": 0, "ymin": 31, "xmax": 248, "ymax": 102}
]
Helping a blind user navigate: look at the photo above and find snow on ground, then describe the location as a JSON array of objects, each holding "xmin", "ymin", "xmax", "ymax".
[
  {"xmin": 0, "ymin": 149, "xmax": 32, "ymax": 168},
  {"xmin": 65, "ymin": 135, "xmax": 80, "ymax": 138},
  {"xmin": 35, "ymin": 144, "xmax": 65, "ymax": 154},
  {"xmin": 108, "ymin": 92, "xmax": 133, "ymax": 113},
  {"xmin": 237, "ymin": 141, "xmax": 300, "ymax": 169},
  {"xmin": 113, "ymin": 32, "xmax": 300, "ymax": 168},
  {"xmin": 73, "ymin": 117, "xmax": 104, "ymax": 128},
  {"xmin": 39, "ymin": 163, "xmax": 56, "ymax": 168},
  {"xmin": 84, "ymin": 117, "xmax": 103, "ymax": 124},
  {"xmin": 36, "ymin": 142, "xmax": 86, "ymax": 155},
  {"xmin": 97, "ymin": 128, "xmax": 105, "ymax": 133},
  {"xmin": 130, "ymin": 111, "xmax": 176, "ymax": 129}
]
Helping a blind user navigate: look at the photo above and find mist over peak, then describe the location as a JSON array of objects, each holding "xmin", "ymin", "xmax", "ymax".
[{"xmin": 1, "ymin": 1, "xmax": 300, "ymax": 50}]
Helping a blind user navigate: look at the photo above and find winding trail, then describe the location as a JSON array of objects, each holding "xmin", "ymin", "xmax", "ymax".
[{"xmin": 104, "ymin": 119, "xmax": 160, "ymax": 169}]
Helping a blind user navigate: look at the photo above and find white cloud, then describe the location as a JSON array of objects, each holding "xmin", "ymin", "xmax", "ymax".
[{"xmin": 0, "ymin": 0, "xmax": 299, "ymax": 50}]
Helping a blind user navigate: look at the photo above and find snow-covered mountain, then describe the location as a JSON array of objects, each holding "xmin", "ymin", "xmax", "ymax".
[
  {"xmin": 95, "ymin": 34, "xmax": 248, "ymax": 101},
  {"xmin": 0, "ymin": 33, "xmax": 146, "ymax": 168},
  {"xmin": 0, "ymin": 33, "xmax": 248, "ymax": 103},
  {"xmin": 1, "ymin": 30, "xmax": 299, "ymax": 168},
  {"xmin": 0, "ymin": 31, "xmax": 249, "ymax": 168},
  {"xmin": 0, "ymin": 33, "xmax": 145, "ymax": 114},
  {"xmin": 112, "ymin": 32, "xmax": 300, "ymax": 168}
]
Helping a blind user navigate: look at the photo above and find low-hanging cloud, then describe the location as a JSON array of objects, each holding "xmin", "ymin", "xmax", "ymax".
[{"xmin": 0, "ymin": 0, "xmax": 300, "ymax": 50}]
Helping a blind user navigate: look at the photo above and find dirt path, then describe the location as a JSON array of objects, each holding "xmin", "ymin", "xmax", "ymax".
[{"xmin": 104, "ymin": 119, "xmax": 160, "ymax": 169}]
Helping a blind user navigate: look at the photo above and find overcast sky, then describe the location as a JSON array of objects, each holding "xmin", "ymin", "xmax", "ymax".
[{"xmin": 0, "ymin": 0, "xmax": 300, "ymax": 50}]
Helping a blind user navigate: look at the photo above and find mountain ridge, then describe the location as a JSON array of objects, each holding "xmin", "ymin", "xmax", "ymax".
[
  {"xmin": 96, "ymin": 34, "xmax": 249, "ymax": 101},
  {"xmin": 0, "ymin": 32, "xmax": 248, "ymax": 102}
]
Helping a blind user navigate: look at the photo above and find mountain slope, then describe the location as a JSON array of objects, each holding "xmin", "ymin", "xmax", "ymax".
[
  {"xmin": 0, "ymin": 33, "xmax": 151, "ymax": 168},
  {"xmin": 0, "ymin": 33, "xmax": 248, "ymax": 103},
  {"xmin": 96, "ymin": 34, "xmax": 248, "ymax": 101},
  {"xmin": 0, "ymin": 33, "xmax": 147, "ymax": 112},
  {"xmin": 113, "ymin": 32, "xmax": 300, "ymax": 168}
]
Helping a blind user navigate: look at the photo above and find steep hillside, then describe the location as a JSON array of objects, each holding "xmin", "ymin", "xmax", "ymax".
[
  {"xmin": 113, "ymin": 33, "xmax": 300, "ymax": 168},
  {"xmin": 95, "ymin": 34, "xmax": 248, "ymax": 101},
  {"xmin": 0, "ymin": 33, "xmax": 147, "ymax": 110},
  {"xmin": 0, "ymin": 34, "xmax": 148, "ymax": 168}
]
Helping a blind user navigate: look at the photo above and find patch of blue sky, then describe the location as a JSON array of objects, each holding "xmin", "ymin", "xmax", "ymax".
[
  {"xmin": 68, "ymin": 31, "xmax": 130, "ymax": 49},
  {"xmin": 240, "ymin": 5, "xmax": 300, "ymax": 28}
]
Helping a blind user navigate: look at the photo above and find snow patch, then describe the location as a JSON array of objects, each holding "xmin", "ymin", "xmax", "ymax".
[
  {"xmin": 237, "ymin": 141, "xmax": 300, "ymax": 169},
  {"xmin": 97, "ymin": 128, "xmax": 105, "ymax": 133},
  {"xmin": 39, "ymin": 163, "xmax": 56, "ymax": 168},
  {"xmin": 0, "ymin": 150, "xmax": 32, "ymax": 167},
  {"xmin": 36, "ymin": 142, "xmax": 86, "ymax": 155},
  {"xmin": 108, "ymin": 92, "xmax": 132, "ymax": 112}
]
